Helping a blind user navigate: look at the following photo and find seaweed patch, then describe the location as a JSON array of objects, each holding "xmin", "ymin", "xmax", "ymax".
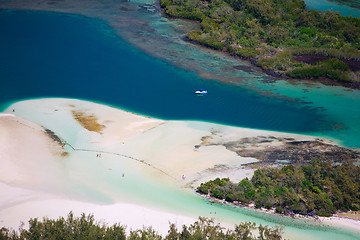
[{"xmin": 72, "ymin": 110, "xmax": 105, "ymax": 133}]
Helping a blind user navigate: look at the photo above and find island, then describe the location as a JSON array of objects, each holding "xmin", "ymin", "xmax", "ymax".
[
  {"xmin": 194, "ymin": 124, "xmax": 360, "ymax": 219},
  {"xmin": 198, "ymin": 160, "xmax": 360, "ymax": 218},
  {"xmin": 0, "ymin": 1, "xmax": 360, "ymax": 238},
  {"xmin": 160, "ymin": 0, "xmax": 360, "ymax": 88}
]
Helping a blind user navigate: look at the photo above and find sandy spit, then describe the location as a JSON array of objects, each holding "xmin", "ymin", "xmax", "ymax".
[{"xmin": 1, "ymin": 98, "xmax": 359, "ymax": 236}]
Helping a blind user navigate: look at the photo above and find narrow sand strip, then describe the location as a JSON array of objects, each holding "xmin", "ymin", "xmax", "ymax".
[{"xmin": 0, "ymin": 183, "xmax": 194, "ymax": 235}]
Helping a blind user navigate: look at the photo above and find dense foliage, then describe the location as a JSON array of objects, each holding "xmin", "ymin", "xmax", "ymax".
[
  {"xmin": 0, "ymin": 212, "xmax": 284, "ymax": 240},
  {"xmin": 160, "ymin": 0, "xmax": 360, "ymax": 83},
  {"xmin": 198, "ymin": 160, "xmax": 360, "ymax": 217}
]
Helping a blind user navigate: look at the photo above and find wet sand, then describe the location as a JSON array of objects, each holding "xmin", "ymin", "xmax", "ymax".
[{"xmin": 1, "ymin": 98, "xmax": 359, "ymax": 238}]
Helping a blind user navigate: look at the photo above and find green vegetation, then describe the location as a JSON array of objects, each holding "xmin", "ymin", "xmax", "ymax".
[
  {"xmin": 286, "ymin": 58, "xmax": 351, "ymax": 82},
  {"xmin": 198, "ymin": 160, "xmax": 360, "ymax": 217},
  {"xmin": 0, "ymin": 212, "xmax": 284, "ymax": 240},
  {"xmin": 161, "ymin": 0, "xmax": 360, "ymax": 84}
]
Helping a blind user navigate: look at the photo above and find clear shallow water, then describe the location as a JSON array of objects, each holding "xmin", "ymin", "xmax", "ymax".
[
  {"xmin": 259, "ymin": 80, "xmax": 360, "ymax": 147},
  {"xmin": 0, "ymin": 7, "xmax": 360, "ymax": 240}
]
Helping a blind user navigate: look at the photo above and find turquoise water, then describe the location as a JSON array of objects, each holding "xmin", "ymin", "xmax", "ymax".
[
  {"xmin": 304, "ymin": 0, "xmax": 360, "ymax": 17},
  {"xmin": 1, "ymin": 9, "xmax": 360, "ymax": 148},
  {"xmin": 111, "ymin": 0, "xmax": 360, "ymax": 148},
  {"xmin": 0, "ymin": 5, "xmax": 360, "ymax": 240},
  {"xmin": 258, "ymin": 80, "xmax": 360, "ymax": 147}
]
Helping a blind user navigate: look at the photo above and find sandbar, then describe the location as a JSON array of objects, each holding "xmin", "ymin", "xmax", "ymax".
[{"xmin": 1, "ymin": 98, "xmax": 359, "ymax": 238}]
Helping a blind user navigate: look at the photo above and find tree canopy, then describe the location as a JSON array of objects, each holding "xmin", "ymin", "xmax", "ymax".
[
  {"xmin": 198, "ymin": 160, "xmax": 360, "ymax": 217},
  {"xmin": 0, "ymin": 212, "xmax": 284, "ymax": 240}
]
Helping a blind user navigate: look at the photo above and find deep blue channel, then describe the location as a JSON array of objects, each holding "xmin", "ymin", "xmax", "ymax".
[{"xmin": 0, "ymin": 10, "xmax": 329, "ymax": 133}]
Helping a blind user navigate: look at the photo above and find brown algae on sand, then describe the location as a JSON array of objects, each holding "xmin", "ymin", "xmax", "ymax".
[{"xmin": 72, "ymin": 110, "xmax": 105, "ymax": 133}]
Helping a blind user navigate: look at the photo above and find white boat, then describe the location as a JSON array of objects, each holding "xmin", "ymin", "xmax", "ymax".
[{"xmin": 195, "ymin": 89, "xmax": 207, "ymax": 95}]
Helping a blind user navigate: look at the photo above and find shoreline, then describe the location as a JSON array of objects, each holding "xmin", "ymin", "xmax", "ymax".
[
  {"xmin": 0, "ymin": 98, "xmax": 359, "ymax": 239},
  {"xmin": 0, "ymin": 2, "xmax": 358, "ymax": 146},
  {"xmin": 183, "ymin": 30, "xmax": 360, "ymax": 90},
  {"xmin": 0, "ymin": 2, "xmax": 358, "ymax": 238},
  {"xmin": 0, "ymin": 181, "xmax": 196, "ymax": 235},
  {"xmin": 160, "ymin": 0, "xmax": 360, "ymax": 90},
  {"xmin": 2, "ymin": 1, "xmax": 359, "ymax": 91},
  {"xmin": 198, "ymin": 191, "xmax": 360, "ymax": 233}
]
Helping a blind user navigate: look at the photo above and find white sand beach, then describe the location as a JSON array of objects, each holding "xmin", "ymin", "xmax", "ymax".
[{"xmin": 1, "ymin": 98, "xmax": 359, "ymax": 238}]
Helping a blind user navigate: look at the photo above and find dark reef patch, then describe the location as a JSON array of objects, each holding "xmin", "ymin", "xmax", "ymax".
[{"xmin": 293, "ymin": 55, "xmax": 360, "ymax": 72}]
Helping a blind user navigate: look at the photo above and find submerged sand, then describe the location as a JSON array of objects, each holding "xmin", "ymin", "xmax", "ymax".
[{"xmin": 0, "ymin": 98, "xmax": 359, "ymax": 237}]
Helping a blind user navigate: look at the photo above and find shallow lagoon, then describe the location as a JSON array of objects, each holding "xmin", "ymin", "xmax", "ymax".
[{"xmin": 3, "ymin": 98, "xmax": 359, "ymax": 240}]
